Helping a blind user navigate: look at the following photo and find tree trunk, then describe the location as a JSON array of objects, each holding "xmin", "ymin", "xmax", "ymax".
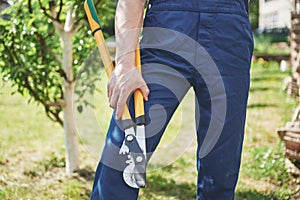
[
  {"xmin": 50, "ymin": 5, "xmax": 80, "ymax": 175},
  {"xmin": 61, "ymin": 31, "xmax": 80, "ymax": 175},
  {"xmin": 60, "ymin": 6, "xmax": 80, "ymax": 174}
]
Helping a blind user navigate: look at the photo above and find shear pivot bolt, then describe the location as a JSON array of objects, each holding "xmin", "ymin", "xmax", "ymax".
[
  {"xmin": 127, "ymin": 135, "xmax": 134, "ymax": 142},
  {"xmin": 136, "ymin": 156, "xmax": 143, "ymax": 163}
]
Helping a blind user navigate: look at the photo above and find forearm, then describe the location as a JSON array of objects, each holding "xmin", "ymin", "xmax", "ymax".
[{"xmin": 115, "ymin": 0, "xmax": 146, "ymax": 72}]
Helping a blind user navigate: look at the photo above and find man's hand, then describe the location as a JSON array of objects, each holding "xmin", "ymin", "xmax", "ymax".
[
  {"xmin": 111, "ymin": 0, "xmax": 147, "ymax": 119},
  {"xmin": 108, "ymin": 66, "xmax": 149, "ymax": 119}
]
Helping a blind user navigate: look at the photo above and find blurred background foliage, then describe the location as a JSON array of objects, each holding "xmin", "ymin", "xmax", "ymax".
[
  {"xmin": 0, "ymin": 0, "xmax": 299, "ymax": 199},
  {"xmin": 0, "ymin": 0, "xmax": 116, "ymax": 124}
]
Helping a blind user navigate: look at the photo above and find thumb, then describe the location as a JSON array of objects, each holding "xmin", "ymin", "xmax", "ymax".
[{"xmin": 139, "ymin": 84, "xmax": 149, "ymax": 101}]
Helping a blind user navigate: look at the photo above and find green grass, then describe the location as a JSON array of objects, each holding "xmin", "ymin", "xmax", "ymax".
[
  {"xmin": 236, "ymin": 61, "xmax": 299, "ymax": 199},
  {"xmin": 254, "ymin": 34, "xmax": 290, "ymax": 55},
  {"xmin": 0, "ymin": 61, "xmax": 299, "ymax": 199}
]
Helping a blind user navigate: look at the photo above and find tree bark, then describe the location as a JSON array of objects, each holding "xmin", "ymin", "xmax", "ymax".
[
  {"xmin": 55, "ymin": 6, "xmax": 80, "ymax": 175},
  {"xmin": 61, "ymin": 30, "xmax": 80, "ymax": 175}
]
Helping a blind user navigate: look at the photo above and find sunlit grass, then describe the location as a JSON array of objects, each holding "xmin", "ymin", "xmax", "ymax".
[
  {"xmin": 0, "ymin": 61, "xmax": 299, "ymax": 199},
  {"xmin": 254, "ymin": 34, "xmax": 290, "ymax": 55}
]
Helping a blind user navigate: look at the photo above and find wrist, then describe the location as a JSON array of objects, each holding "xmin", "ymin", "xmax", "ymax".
[
  {"xmin": 114, "ymin": 63, "xmax": 136, "ymax": 75},
  {"xmin": 115, "ymin": 53, "xmax": 136, "ymax": 73}
]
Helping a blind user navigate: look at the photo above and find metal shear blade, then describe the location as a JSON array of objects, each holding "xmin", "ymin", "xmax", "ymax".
[
  {"xmin": 120, "ymin": 126, "xmax": 147, "ymax": 188},
  {"xmin": 123, "ymin": 155, "xmax": 146, "ymax": 188}
]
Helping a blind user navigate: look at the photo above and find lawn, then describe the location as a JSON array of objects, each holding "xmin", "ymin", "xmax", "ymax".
[
  {"xmin": 0, "ymin": 61, "xmax": 299, "ymax": 199},
  {"xmin": 253, "ymin": 33, "xmax": 290, "ymax": 56}
]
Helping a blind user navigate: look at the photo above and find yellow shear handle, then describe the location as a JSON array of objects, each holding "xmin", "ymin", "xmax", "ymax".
[
  {"xmin": 134, "ymin": 47, "xmax": 146, "ymax": 124},
  {"xmin": 84, "ymin": 0, "xmax": 131, "ymax": 121}
]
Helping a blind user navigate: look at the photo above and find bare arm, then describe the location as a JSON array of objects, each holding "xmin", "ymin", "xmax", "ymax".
[
  {"xmin": 115, "ymin": 0, "xmax": 146, "ymax": 70},
  {"xmin": 108, "ymin": 0, "xmax": 149, "ymax": 119}
]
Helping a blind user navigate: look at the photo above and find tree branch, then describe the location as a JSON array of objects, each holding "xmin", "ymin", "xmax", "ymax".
[
  {"xmin": 23, "ymin": 75, "xmax": 47, "ymax": 105},
  {"xmin": 73, "ymin": 21, "xmax": 84, "ymax": 33},
  {"xmin": 28, "ymin": 0, "xmax": 33, "ymax": 13},
  {"xmin": 23, "ymin": 73, "xmax": 63, "ymax": 126},
  {"xmin": 47, "ymin": 45, "xmax": 62, "ymax": 64},
  {"xmin": 36, "ymin": 32, "xmax": 62, "ymax": 64},
  {"xmin": 56, "ymin": 69, "xmax": 74, "ymax": 84},
  {"xmin": 8, "ymin": 36, "xmax": 19, "ymax": 65},
  {"xmin": 64, "ymin": 4, "xmax": 76, "ymax": 32},
  {"xmin": 2, "ymin": 40, "xmax": 16, "ymax": 65},
  {"xmin": 72, "ymin": 11, "xmax": 90, "ymax": 33},
  {"xmin": 25, "ymin": 2, "xmax": 60, "ymax": 65},
  {"xmin": 45, "ymin": 107, "xmax": 63, "ymax": 127},
  {"xmin": 56, "ymin": 0, "xmax": 63, "ymax": 21},
  {"xmin": 38, "ymin": 0, "xmax": 58, "ymax": 22},
  {"xmin": 45, "ymin": 99, "xmax": 66, "ymax": 108}
]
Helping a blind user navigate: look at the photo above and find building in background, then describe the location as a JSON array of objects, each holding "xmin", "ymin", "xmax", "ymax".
[
  {"xmin": 0, "ymin": 0, "xmax": 10, "ymax": 20},
  {"xmin": 259, "ymin": 0, "xmax": 292, "ymax": 30}
]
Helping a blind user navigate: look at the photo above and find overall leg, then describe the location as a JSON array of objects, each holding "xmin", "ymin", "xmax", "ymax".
[
  {"xmin": 90, "ymin": 58, "xmax": 192, "ymax": 200},
  {"xmin": 90, "ymin": 8, "xmax": 201, "ymax": 199},
  {"xmin": 194, "ymin": 13, "xmax": 253, "ymax": 200}
]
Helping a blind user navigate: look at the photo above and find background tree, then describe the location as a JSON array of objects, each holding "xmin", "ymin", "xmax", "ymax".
[
  {"xmin": 0, "ymin": 0, "xmax": 115, "ymax": 175},
  {"xmin": 249, "ymin": 0, "xmax": 259, "ymax": 30}
]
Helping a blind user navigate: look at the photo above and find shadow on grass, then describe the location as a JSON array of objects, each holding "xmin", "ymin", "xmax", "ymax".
[
  {"xmin": 143, "ymin": 175, "xmax": 279, "ymax": 200},
  {"xmin": 249, "ymin": 86, "xmax": 277, "ymax": 92},
  {"xmin": 143, "ymin": 174, "xmax": 196, "ymax": 199},
  {"xmin": 247, "ymin": 103, "xmax": 277, "ymax": 109},
  {"xmin": 251, "ymin": 76, "xmax": 285, "ymax": 83},
  {"xmin": 236, "ymin": 190, "xmax": 276, "ymax": 200},
  {"xmin": 74, "ymin": 167, "xmax": 95, "ymax": 182}
]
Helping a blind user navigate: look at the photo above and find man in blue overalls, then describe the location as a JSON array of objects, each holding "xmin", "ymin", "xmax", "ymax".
[{"xmin": 91, "ymin": 0, "xmax": 253, "ymax": 199}]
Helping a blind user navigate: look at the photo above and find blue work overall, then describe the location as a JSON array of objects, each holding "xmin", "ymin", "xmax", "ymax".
[{"xmin": 90, "ymin": 0, "xmax": 253, "ymax": 199}]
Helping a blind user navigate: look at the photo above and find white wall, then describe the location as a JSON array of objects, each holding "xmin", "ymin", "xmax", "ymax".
[{"xmin": 259, "ymin": 0, "xmax": 292, "ymax": 29}]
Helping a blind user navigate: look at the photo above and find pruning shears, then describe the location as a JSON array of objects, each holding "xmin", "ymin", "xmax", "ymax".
[{"xmin": 84, "ymin": 0, "xmax": 147, "ymax": 188}]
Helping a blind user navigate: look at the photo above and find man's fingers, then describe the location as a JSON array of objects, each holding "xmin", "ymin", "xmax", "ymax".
[
  {"xmin": 109, "ymin": 89, "xmax": 119, "ymax": 109},
  {"xmin": 115, "ymin": 93, "xmax": 128, "ymax": 120},
  {"xmin": 139, "ymin": 84, "xmax": 149, "ymax": 101},
  {"xmin": 107, "ymin": 71, "xmax": 115, "ymax": 98},
  {"xmin": 107, "ymin": 84, "xmax": 111, "ymax": 98},
  {"xmin": 107, "ymin": 67, "xmax": 148, "ymax": 119}
]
